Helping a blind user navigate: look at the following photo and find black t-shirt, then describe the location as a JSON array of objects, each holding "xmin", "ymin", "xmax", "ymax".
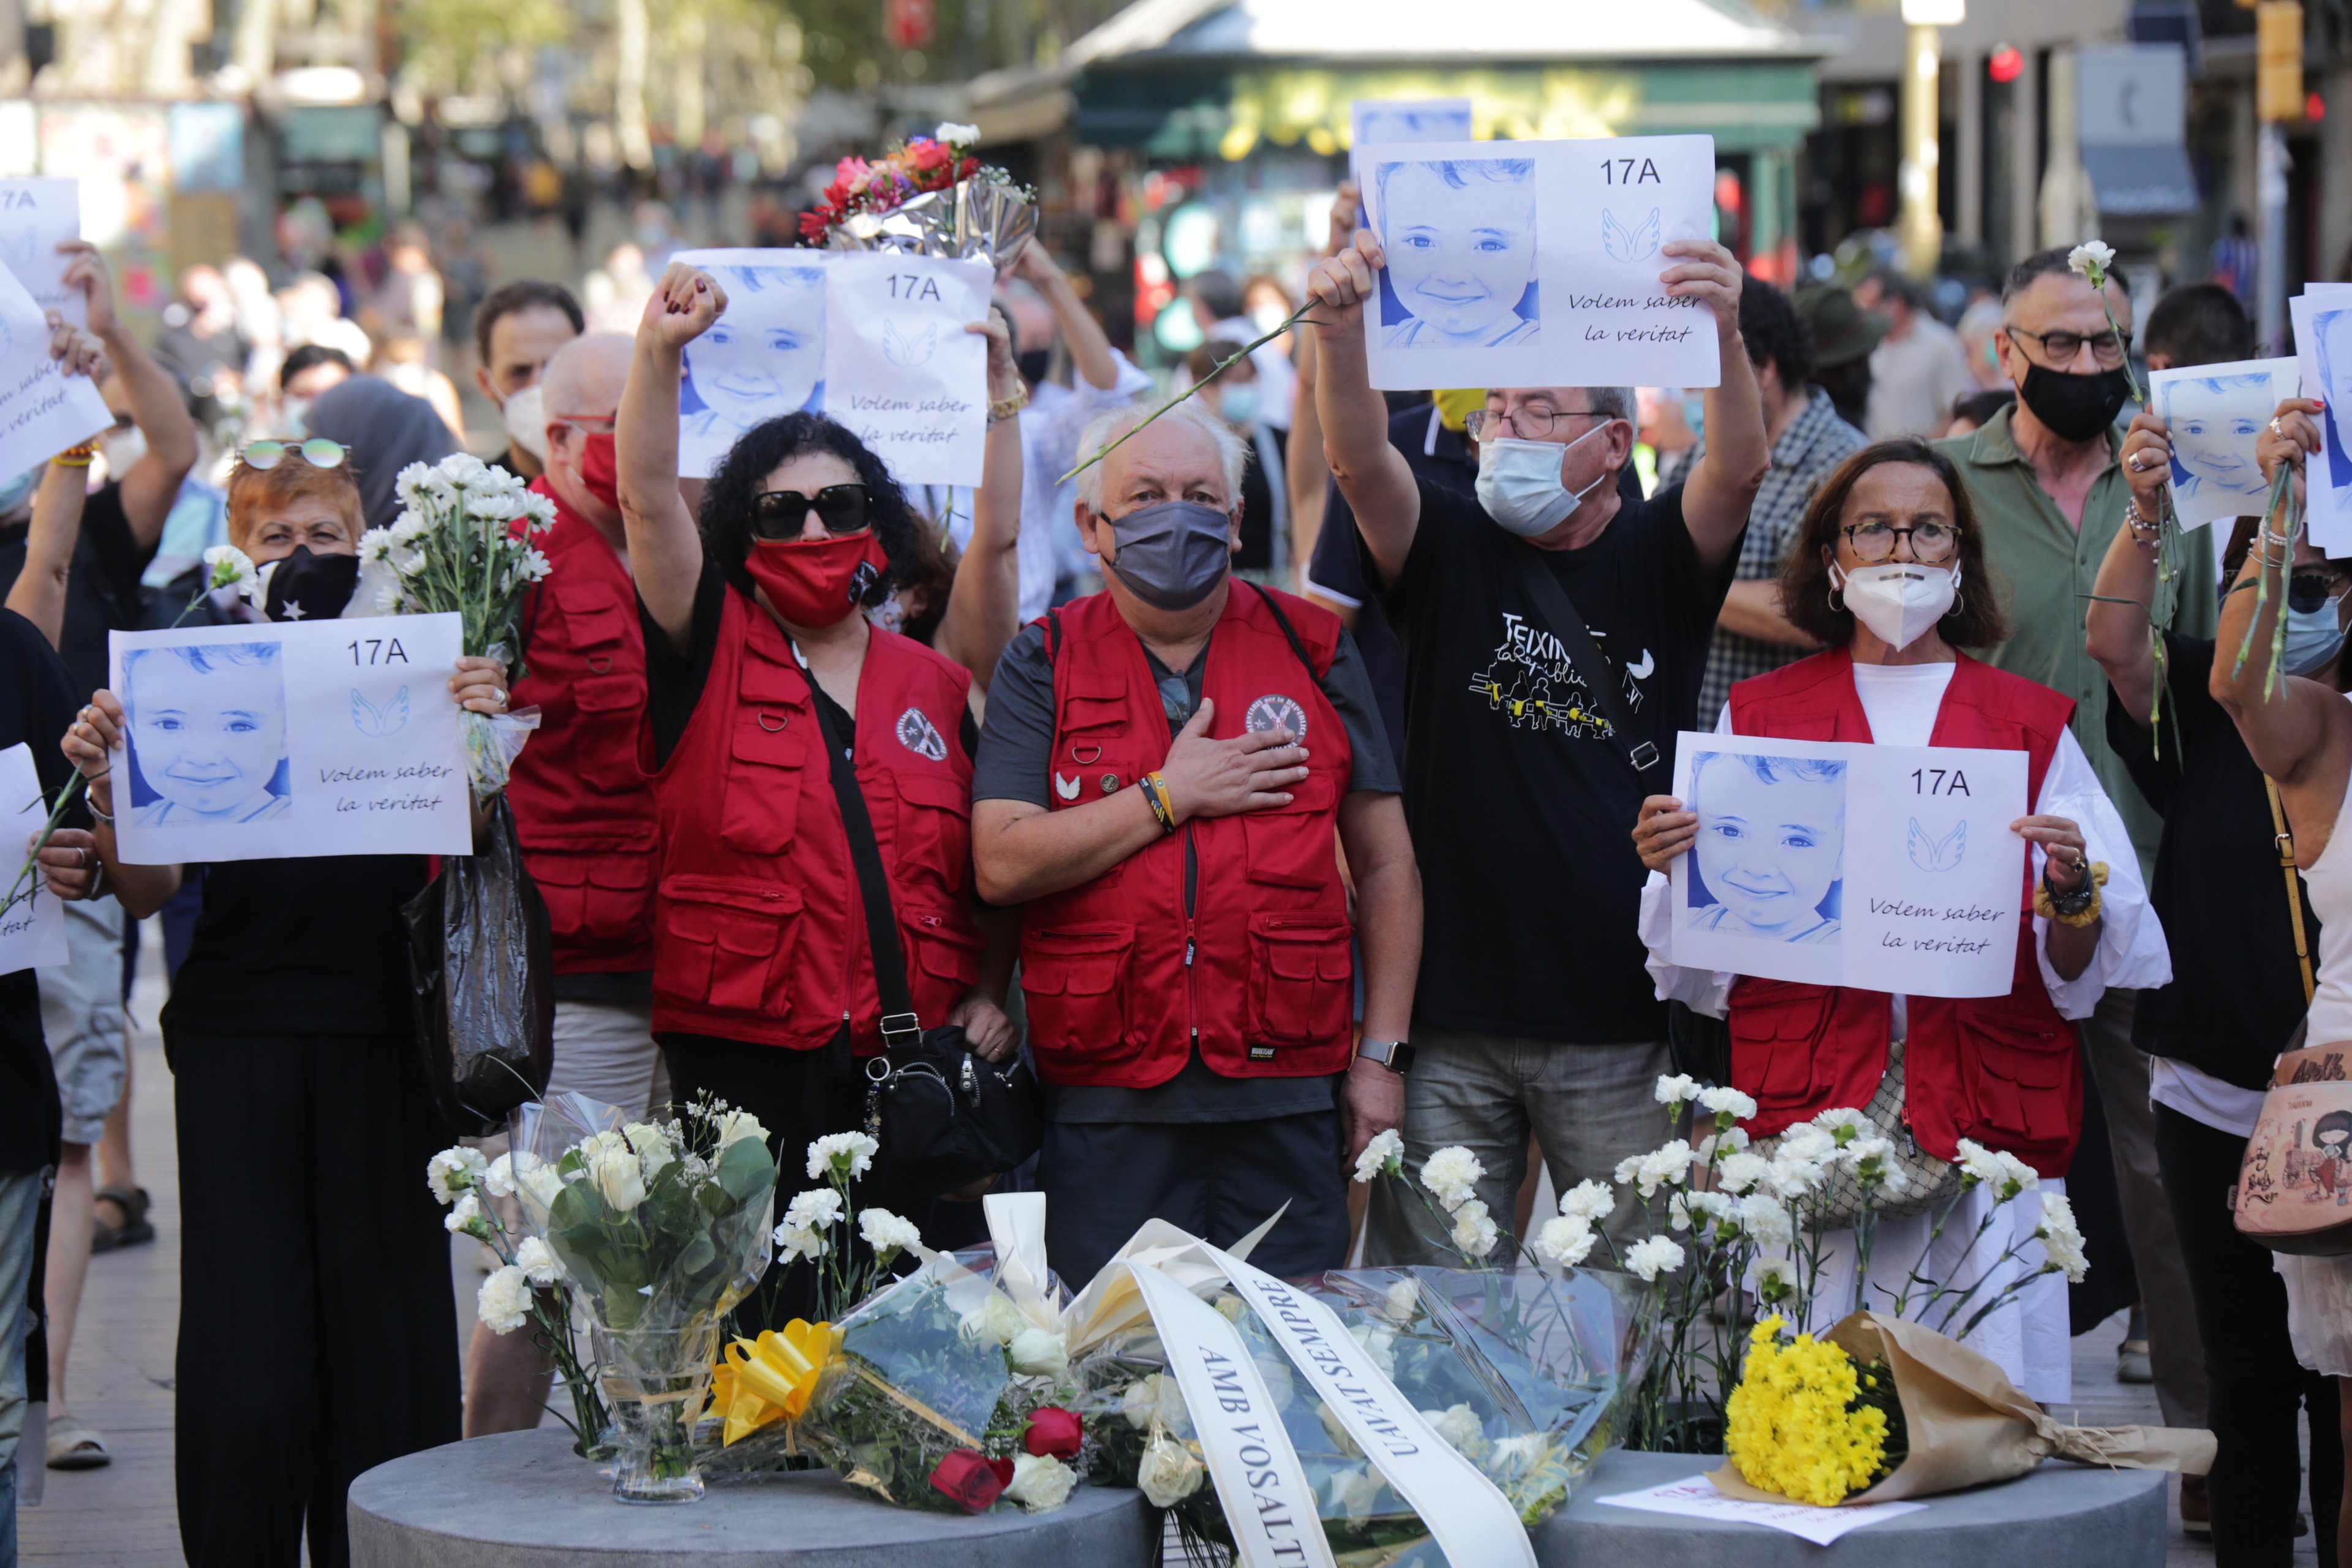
[
  {"xmin": 1373, "ymin": 478, "xmax": 1730, "ymax": 1042},
  {"xmin": 644, "ymin": 565, "xmax": 977, "ymax": 771},
  {"xmin": 0, "ymin": 609, "xmax": 78, "ymax": 1169},
  {"xmin": 971, "ymin": 592, "xmax": 1397, "ymax": 1123},
  {"xmin": 2109, "ymin": 633, "xmax": 2315, "ymax": 1088},
  {"xmin": 164, "ymin": 854, "xmax": 432, "ymax": 1040},
  {"xmin": 0, "ymin": 483, "xmax": 157, "ymax": 701}
]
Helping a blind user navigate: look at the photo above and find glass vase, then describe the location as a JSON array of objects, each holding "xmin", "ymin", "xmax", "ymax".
[{"xmin": 592, "ymin": 1319, "xmax": 723, "ymax": 1504}]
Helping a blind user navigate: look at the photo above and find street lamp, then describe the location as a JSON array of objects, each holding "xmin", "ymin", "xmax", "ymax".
[{"xmin": 1899, "ymin": 0, "xmax": 1963, "ymax": 277}]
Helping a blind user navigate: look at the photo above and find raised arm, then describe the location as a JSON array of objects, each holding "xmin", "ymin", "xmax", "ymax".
[
  {"xmin": 2212, "ymin": 398, "xmax": 2352, "ymax": 843},
  {"xmin": 1284, "ymin": 183, "xmax": 1362, "ymax": 587},
  {"xmin": 617, "ymin": 264, "xmax": 723, "ymax": 652},
  {"xmin": 59, "ymin": 243, "xmax": 195, "ymax": 548},
  {"xmin": 1012, "ymin": 243, "xmax": 1120, "ymax": 393},
  {"xmin": 1667, "ymin": 240, "xmax": 1767, "ymax": 572},
  {"xmin": 2085, "ymin": 412, "xmax": 2172, "ymax": 728},
  {"xmin": 1307, "ymin": 229, "xmax": 1421, "ymax": 588},
  {"xmin": 935, "ymin": 309, "xmax": 1025, "ymax": 690}
]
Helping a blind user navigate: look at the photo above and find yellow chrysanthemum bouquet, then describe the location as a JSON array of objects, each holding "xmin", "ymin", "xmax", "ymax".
[{"xmin": 1723, "ymin": 1316, "xmax": 1902, "ymax": 1506}]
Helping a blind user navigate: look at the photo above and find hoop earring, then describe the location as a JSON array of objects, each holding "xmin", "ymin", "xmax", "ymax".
[{"xmin": 1828, "ymin": 585, "xmax": 1845, "ymax": 612}]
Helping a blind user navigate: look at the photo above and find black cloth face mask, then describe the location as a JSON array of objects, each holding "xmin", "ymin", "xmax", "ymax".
[
  {"xmin": 2017, "ymin": 364, "xmax": 2133, "ymax": 444},
  {"xmin": 262, "ymin": 545, "xmax": 360, "ymax": 622},
  {"xmin": 1099, "ymin": 500, "xmax": 1234, "ymax": 611},
  {"xmin": 1016, "ymin": 347, "xmax": 1052, "ymax": 385}
]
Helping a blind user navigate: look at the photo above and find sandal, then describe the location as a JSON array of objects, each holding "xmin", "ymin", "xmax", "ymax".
[
  {"xmin": 91, "ymin": 1185, "xmax": 154, "ymax": 1254},
  {"xmin": 46, "ymin": 1414, "xmax": 111, "ymax": 1469}
]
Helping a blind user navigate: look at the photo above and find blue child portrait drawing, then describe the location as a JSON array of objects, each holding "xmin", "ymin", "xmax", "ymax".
[
  {"xmin": 1686, "ymin": 751, "xmax": 1847, "ymax": 944},
  {"xmin": 1374, "ymin": 157, "xmax": 1539, "ymax": 351},
  {"xmin": 681, "ymin": 263, "xmax": 827, "ymax": 447},
  {"xmin": 2155, "ymin": 370, "xmax": 2273, "ymax": 505},
  {"xmin": 123, "ymin": 642, "xmax": 293, "ymax": 827}
]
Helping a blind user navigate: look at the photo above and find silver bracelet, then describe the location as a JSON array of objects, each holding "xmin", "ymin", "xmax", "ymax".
[{"xmin": 86, "ymin": 793, "xmax": 113, "ymax": 827}]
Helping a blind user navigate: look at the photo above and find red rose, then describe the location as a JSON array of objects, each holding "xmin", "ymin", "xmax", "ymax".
[
  {"xmin": 930, "ymin": 1449, "xmax": 1008, "ymax": 1513},
  {"xmin": 958, "ymin": 156, "xmax": 981, "ymax": 179},
  {"xmin": 911, "ymin": 139, "xmax": 951, "ymax": 172},
  {"xmin": 1023, "ymin": 1406, "xmax": 1084, "ymax": 1460},
  {"xmin": 798, "ymin": 209, "xmax": 831, "ymax": 241}
]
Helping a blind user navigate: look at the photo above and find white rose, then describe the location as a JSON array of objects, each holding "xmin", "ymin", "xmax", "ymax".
[
  {"xmin": 1450, "ymin": 1197, "xmax": 1500, "ymax": 1259},
  {"xmin": 1419, "ymin": 1402, "xmax": 1487, "ymax": 1459},
  {"xmin": 1008, "ymin": 1327, "xmax": 1069, "ymax": 1377},
  {"xmin": 1352, "ymin": 1128, "xmax": 1404, "ymax": 1183},
  {"xmin": 477, "ymin": 1264, "xmax": 531, "ymax": 1333},
  {"xmin": 1626, "ymin": 1235, "xmax": 1686, "ymax": 1283},
  {"xmin": 961, "ymin": 1290, "xmax": 1028, "ymax": 1346},
  {"xmin": 1137, "ymin": 1431, "xmax": 1207, "ymax": 1507},
  {"xmin": 712, "ymin": 1107, "xmax": 767, "ymax": 1150},
  {"xmin": 1420, "ymin": 1146, "xmax": 1485, "ymax": 1211},
  {"xmin": 624, "ymin": 1121, "xmax": 677, "ymax": 1180},
  {"xmin": 1005, "ymin": 1452, "xmax": 1076, "ymax": 1513},
  {"xmin": 426, "ymin": 1146, "xmax": 486, "ymax": 1204},
  {"xmin": 1120, "ymin": 1372, "xmax": 1191, "ymax": 1436},
  {"xmin": 587, "ymin": 1144, "xmax": 647, "ymax": 1212},
  {"xmin": 514, "ymin": 1234, "xmax": 564, "ymax": 1286},
  {"xmin": 805, "ymin": 1131, "xmax": 878, "ymax": 1181},
  {"xmin": 1532, "ymin": 1214, "xmax": 1595, "ymax": 1270}
]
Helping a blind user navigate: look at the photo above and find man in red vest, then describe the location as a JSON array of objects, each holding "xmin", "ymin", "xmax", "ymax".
[
  {"xmin": 466, "ymin": 331, "xmax": 664, "ymax": 1431},
  {"xmin": 973, "ymin": 400, "xmax": 1423, "ymax": 1284}
]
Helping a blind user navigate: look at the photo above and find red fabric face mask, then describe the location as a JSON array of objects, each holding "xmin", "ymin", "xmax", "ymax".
[
  {"xmin": 576, "ymin": 431, "xmax": 622, "ymax": 509},
  {"xmin": 746, "ymin": 530, "xmax": 889, "ymax": 628}
]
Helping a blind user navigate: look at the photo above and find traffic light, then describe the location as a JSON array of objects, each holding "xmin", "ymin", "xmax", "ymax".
[{"xmin": 2258, "ymin": 0, "xmax": 2305, "ymax": 123}]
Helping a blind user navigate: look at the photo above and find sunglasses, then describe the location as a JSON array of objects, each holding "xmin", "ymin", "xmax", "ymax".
[
  {"xmin": 241, "ymin": 437, "xmax": 349, "ymax": 471},
  {"xmin": 750, "ymin": 484, "xmax": 870, "ymax": 539},
  {"xmin": 2289, "ymin": 570, "xmax": 2350, "ymax": 614}
]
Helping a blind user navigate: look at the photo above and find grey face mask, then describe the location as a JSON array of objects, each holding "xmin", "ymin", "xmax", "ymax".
[{"xmin": 1099, "ymin": 500, "xmax": 1234, "ymax": 610}]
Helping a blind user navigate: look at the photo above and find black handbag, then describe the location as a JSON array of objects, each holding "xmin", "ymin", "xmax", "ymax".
[{"xmin": 801, "ymin": 656, "xmax": 1043, "ymax": 1199}]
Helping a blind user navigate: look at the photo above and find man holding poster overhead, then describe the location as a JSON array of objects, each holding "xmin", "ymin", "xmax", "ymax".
[{"xmin": 1305, "ymin": 210, "xmax": 1768, "ymax": 1259}]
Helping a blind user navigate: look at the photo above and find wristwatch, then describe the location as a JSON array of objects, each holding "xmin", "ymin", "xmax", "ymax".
[
  {"xmin": 1355, "ymin": 1038, "xmax": 1414, "ymax": 1074},
  {"xmin": 2044, "ymin": 866, "xmax": 2097, "ymax": 920}
]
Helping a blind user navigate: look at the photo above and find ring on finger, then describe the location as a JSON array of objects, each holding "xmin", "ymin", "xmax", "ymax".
[{"xmin": 2272, "ymin": 416, "xmax": 2286, "ymax": 435}]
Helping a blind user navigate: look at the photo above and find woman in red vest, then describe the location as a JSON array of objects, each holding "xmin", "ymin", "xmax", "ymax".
[
  {"xmin": 612, "ymin": 262, "xmax": 1020, "ymax": 1315},
  {"xmin": 1631, "ymin": 439, "xmax": 2168, "ymax": 1403}
]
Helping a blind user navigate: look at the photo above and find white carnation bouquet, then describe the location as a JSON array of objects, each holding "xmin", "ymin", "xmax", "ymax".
[{"xmin": 356, "ymin": 452, "xmax": 555, "ymax": 798}]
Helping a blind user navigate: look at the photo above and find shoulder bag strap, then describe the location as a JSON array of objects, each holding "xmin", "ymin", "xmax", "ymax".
[
  {"xmin": 1246, "ymin": 581, "xmax": 1328, "ymax": 684},
  {"xmin": 1505, "ymin": 540, "xmax": 1662, "ymax": 778},
  {"xmin": 785, "ymin": 624, "xmax": 922, "ymax": 1054},
  {"xmin": 2265, "ymin": 776, "xmax": 2317, "ymax": 1004}
]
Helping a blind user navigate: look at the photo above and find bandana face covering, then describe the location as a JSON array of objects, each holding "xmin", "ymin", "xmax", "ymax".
[
  {"xmin": 576, "ymin": 431, "xmax": 622, "ymax": 510},
  {"xmin": 1098, "ymin": 500, "xmax": 1234, "ymax": 611},
  {"xmin": 747, "ymin": 530, "xmax": 889, "ymax": 628},
  {"xmin": 259, "ymin": 545, "xmax": 361, "ymax": 622}
]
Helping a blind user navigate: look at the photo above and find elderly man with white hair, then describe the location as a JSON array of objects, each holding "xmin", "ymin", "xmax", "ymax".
[
  {"xmin": 465, "ymin": 331, "xmax": 669, "ymax": 1435},
  {"xmin": 972, "ymin": 399, "xmax": 1421, "ymax": 1284}
]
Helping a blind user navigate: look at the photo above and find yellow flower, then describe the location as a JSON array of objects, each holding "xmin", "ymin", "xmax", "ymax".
[{"xmin": 1723, "ymin": 1316, "xmax": 1893, "ymax": 1507}]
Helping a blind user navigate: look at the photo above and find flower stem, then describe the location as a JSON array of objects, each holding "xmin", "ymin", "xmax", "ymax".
[{"xmin": 1057, "ymin": 301, "xmax": 1323, "ymax": 486}]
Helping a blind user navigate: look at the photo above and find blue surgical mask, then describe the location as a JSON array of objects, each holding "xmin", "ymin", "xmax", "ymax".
[
  {"xmin": 1473, "ymin": 424, "xmax": 1613, "ymax": 538},
  {"xmin": 0, "ymin": 466, "xmax": 36, "ymax": 518},
  {"xmin": 1220, "ymin": 385, "xmax": 1261, "ymax": 426},
  {"xmin": 2285, "ymin": 593, "xmax": 2350, "ymax": 676}
]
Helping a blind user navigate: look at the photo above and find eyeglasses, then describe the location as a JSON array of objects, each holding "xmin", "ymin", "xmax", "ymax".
[
  {"xmin": 2005, "ymin": 324, "xmax": 2133, "ymax": 369},
  {"xmin": 241, "ymin": 437, "xmax": 348, "ymax": 471},
  {"xmin": 1842, "ymin": 520, "xmax": 1962, "ymax": 564},
  {"xmin": 750, "ymin": 483, "xmax": 870, "ymax": 538},
  {"xmin": 1464, "ymin": 407, "xmax": 1610, "ymax": 441},
  {"xmin": 551, "ymin": 414, "xmax": 615, "ymax": 433},
  {"xmin": 2288, "ymin": 570, "xmax": 2350, "ymax": 613}
]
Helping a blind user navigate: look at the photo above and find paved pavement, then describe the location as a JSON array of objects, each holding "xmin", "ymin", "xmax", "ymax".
[{"xmin": 13, "ymin": 938, "xmax": 2321, "ymax": 1564}]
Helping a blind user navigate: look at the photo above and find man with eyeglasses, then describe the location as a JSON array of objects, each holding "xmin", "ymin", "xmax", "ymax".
[
  {"xmin": 1936, "ymin": 246, "xmax": 2218, "ymax": 1446},
  {"xmin": 462, "ymin": 332, "xmax": 670, "ymax": 1434},
  {"xmin": 1304, "ymin": 227, "xmax": 1768, "ymax": 1260}
]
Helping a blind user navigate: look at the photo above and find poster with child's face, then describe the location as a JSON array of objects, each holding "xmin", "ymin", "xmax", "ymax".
[
  {"xmin": 1669, "ymin": 731, "xmax": 2029, "ymax": 998},
  {"xmin": 2293, "ymin": 285, "xmax": 2352, "ymax": 552},
  {"xmin": 0, "ymin": 742, "xmax": 68, "ymax": 978},
  {"xmin": 109, "ymin": 613, "xmax": 471, "ymax": 865},
  {"xmin": 1357, "ymin": 135, "xmax": 1721, "ymax": 392},
  {"xmin": 1348, "ymin": 98, "xmax": 1472, "ymax": 192},
  {"xmin": 2149, "ymin": 356, "xmax": 2299, "ymax": 529}
]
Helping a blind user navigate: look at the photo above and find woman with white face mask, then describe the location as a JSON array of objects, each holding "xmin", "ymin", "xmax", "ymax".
[{"xmin": 1629, "ymin": 439, "xmax": 2169, "ymax": 1403}]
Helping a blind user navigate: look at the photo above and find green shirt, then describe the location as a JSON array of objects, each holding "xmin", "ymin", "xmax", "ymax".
[{"xmin": 1932, "ymin": 404, "xmax": 2218, "ymax": 880}]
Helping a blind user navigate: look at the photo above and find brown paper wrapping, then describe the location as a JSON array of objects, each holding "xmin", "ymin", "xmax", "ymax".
[{"xmin": 1706, "ymin": 1311, "xmax": 2215, "ymax": 1506}]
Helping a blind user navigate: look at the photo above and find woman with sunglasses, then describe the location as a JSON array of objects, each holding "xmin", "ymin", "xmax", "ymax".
[
  {"xmin": 614, "ymin": 262, "xmax": 1022, "ymax": 1316},
  {"xmin": 1630, "ymin": 439, "xmax": 2166, "ymax": 1404},
  {"xmin": 2201, "ymin": 396, "xmax": 2352, "ymax": 1568},
  {"xmin": 57, "ymin": 439, "xmax": 511, "ymax": 1568}
]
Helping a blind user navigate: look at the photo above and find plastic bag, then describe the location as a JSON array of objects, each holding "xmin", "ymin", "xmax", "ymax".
[{"xmin": 404, "ymin": 794, "xmax": 553, "ymax": 1134}]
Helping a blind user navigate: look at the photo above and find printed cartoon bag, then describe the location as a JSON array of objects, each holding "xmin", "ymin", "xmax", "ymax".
[{"xmin": 2233, "ymin": 1042, "xmax": 2352, "ymax": 1256}]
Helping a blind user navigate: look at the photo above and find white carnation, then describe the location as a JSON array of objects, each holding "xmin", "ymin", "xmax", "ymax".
[
  {"xmin": 1532, "ymin": 1213, "xmax": 1596, "ymax": 1270},
  {"xmin": 515, "ymin": 1234, "xmax": 564, "ymax": 1286},
  {"xmin": 1137, "ymin": 1431, "xmax": 1206, "ymax": 1507},
  {"xmin": 477, "ymin": 1264, "xmax": 531, "ymax": 1333},
  {"xmin": 480, "ymin": 1153, "xmax": 518, "ymax": 1198},
  {"xmin": 806, "ymin": 1131, "xmax": 878, "ymax": 1180},
  {"xmin": 1694, "ymin": 1128, "xmax": 1751, "ymax": 1163},
  {"xmin": 1736, "ymin": 1193, "xmax": 1795, "ymax": 1248},
  {"xmin": 1812, "ymin": 1106, "xmax": 1868, "ymax": 1142},
  {"xmin": 1352, "ymin": 1128, "xmax": 1404, "ymax": 1183},
  {"xmin": 1628, "ymin": 1142, "xmax": 1695, "ymax": 1199},
  {"xmin": 1716, "ymin": 1151, "xmax": 1772, "ymax": 1194},
  {"xmin": 1347, "ymin": 1321, "xmax": 1398, "ymax": 1377},
  {"xmin": 1557, "ymin": 1178, "xmax": 1615, "ymax": 1223},
  {"xmin": 858, "ymin": 1205, "xmax": 923, "ymax": 1259},
  {"xmin": 1449, "ymin": 1197, "xmax": 1500, "ymax": 1259},
  {"xmin": 1653, "ymin": 1073, "xmax": 1700, "ymax": 1109},
  {"xmin": 1328, "ymin": 1464, "xmax": 1387, "ymax": 1522},
  {"xmin": 2067, "ymin": 239, "xmax": 2117, "ymax": 282},
  {"xmin": 1668, "ymin": 1189, "xmax": 1733, "ymax": 1233},
  {"xmin": 2037, "ymin": 1191, "xmax": 2089, "ymax": 1283},
  {"xmin": 782, "ymin": 1186, "xmax": 843, "ymax": 1232},
  {"xmin": 1625, "ymin": 1235, "xmax": 1686, "ymax": 1283},
  {"xmin": 774, "ymin": 1221, "xmax": 829, "ymax": 1263},
  {"xmin": 1697, "ymin": 1085, "xmax": 1758, "ymax": 1121},
  {"xmin": 1381, "ymin": 1278, "xmax": 1419, "ymax": 1324},
  {"xmin": 426, "ymin": 1145, "xmax": 486, "ymax": 1204},
  {"xmin": 1317, "ymin": 1399, "xmax": 1365, "ymax": 1458},
  {"xmin": 1755, "ymin": 1253, "xmax": 1798, "ymax": 1304},
  {"xmin": 934, "ymin": 121, "xmax": 982, "ymax": 145},
  {"xmin": 1420, "ymin": 1146, "xmax": 1485, "ymax": 1211},
  {"xmin": 444, "ymin": 1192, "xmax": 485, "ymax": 1236},
  {"xmin": 1419, "ymin": 1402, "xmax": 1487, "ymax": 1459},
  {"xmin": 1486, "ymin": 1432, "xmax": 1550, "ymax": 1481}
]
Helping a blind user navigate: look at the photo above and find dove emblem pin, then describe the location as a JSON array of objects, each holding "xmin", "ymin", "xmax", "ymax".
[{"xmin": 1054, "ymin": 772, "xmax": 1081, "ymax": 801}]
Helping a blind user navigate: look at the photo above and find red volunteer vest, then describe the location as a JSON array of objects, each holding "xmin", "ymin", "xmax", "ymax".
[
  {"xmin": 1020, "ymin": 584, "xmax": 1355, "ymax": 1089},
  {"xmin": 1724, "ymin": 648, "xmax": 2083, "ymax": 1177},
  {"xmin": 648, "ymin": 589, "xmax": 981, "ymax": 1050},
  {"xmin": 507, "ymin": 480, "xmax": 659, "ymax": 974}
]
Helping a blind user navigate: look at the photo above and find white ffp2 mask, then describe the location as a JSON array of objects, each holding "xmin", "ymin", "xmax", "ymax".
[
  {"xmin": 1474, "ymin": 426, "xmax": 1611, "ymax": 538},
  {"xmin": 1833, "ymin": 561, "xmax": 1961, "ymax": 651},
  {"xmin": 502, "ymin": 383, "xmax": 550, "ymax": 463}
]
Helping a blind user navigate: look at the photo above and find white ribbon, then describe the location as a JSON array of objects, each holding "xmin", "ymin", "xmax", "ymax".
[
  {"xmin": 1126, "ymin": 1260, "xmax": 1339, "ymax": 1568},
  {"xmin": 1204, "ymin": 1244, "xmax": 1538, "ymax": 1568}
]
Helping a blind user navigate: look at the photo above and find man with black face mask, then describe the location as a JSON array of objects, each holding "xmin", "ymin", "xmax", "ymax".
[{"xmin": 971, "ymin": 399, "xmax": 1420, "ymax": 1286}]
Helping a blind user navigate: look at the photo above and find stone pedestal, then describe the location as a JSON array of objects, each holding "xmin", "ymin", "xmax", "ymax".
[
  {"xmin": 347, "ymin": 1429, "xmax": 1159, "ymax": 1568},
  {"xmin": 1534, "ymin": 1450, "xmax": 2169, "ymax": 1568}
]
